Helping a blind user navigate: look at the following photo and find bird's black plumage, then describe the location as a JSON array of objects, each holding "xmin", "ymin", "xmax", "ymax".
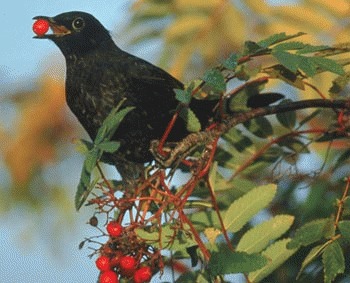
[{"xmin": 34, "ymin": 11, "xmax": 218, "ymax": 168}]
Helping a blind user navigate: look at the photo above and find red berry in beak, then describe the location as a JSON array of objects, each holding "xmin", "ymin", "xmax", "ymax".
[{"xmin": 33, "ymin": 19, "xmax": 49, "ymax": 36}]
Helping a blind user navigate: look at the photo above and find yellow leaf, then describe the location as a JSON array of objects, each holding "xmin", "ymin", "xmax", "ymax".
[
  {"xmin": 174, "ymin": 0, "xmax": 221, "ymax": 12},
  {"xmin": 204, "ymin": 227, "xmax": 222, "ymax": 245},
  {"xmin": 305, "ymin": 0, "xmax": 350, "ymax": 18},
  {"xmin": 244, "ymin": 0, "xmax": 270, "ymax": 15},
  {"xmin": 271, "ymin": 5, "xmax": 336, "ymax": 33},
  {"xmin": 164, "ymin": 15, "xmax": 207, "ymax": 42}
]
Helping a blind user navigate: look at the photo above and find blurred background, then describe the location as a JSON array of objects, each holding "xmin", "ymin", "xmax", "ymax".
[{"xmin": 1, "ymin": 0, "xmax": 350, "ymax": 282}]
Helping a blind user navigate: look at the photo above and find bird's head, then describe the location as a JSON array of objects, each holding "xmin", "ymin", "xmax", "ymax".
[{"xmin": 33, "ymin": 11, "xmax": 114, "ymax": 57}]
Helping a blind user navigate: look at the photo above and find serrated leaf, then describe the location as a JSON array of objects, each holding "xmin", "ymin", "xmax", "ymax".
[
  {"xmin": 244, "ymin": 41, "xmax": 266, "ymax": 55},
  {"xmin": 297, "ymin": 242, "xmax": 331, "ymax": 279},
  {"xmin": 237, "ymin": 215, "xmax": 294, "ymax": 254},
  {"xmin": 276, "ymin": 100, "xmax": 296, "ymax": 129},
  {"xmin": 296, "ymin": 44, "xmax": 329, "ymax": 54},
  {"xmin": 180, "ymin": 108, "xmax": 201, "ymax": 132},
  {"xmin": 223, "ymin": 53, "xmax": 238, "ymax": 70},
  {"xmin": 243, "ymin": 116, "xmax": 273, "ymax": 138},
  {"xmin": 274, "ymin": 41, "xmax": 307, "ymax": 51},
  {"xmin": 96, "ymin": 141, "xmax": 120, "ymax": 153},
  {"xmin": 208, "ymin": 250, "xmax": 267, "ymax": 276},
  {"xmin": 312, "ymin": 57, "xmax": 345, "ymax": 76},
  {"xmin": 95, "ymin": 106, "xmax": 134, "ymax": 144},
  {"xmin": 287, "ymin": 218, "xmax": 335, "ymax": 249},
  {"xmin": 223, "ymin": 184, "xmax": 277, "ymax": 233},
  {"xmin": 338, "ymin": 220, "xmax": 350, "ymax": 239},
  {"xmin": 248, "ymin": 239, "xmax": 298, "ymax": 282},
  {"xmin": 203, "ymin": 68, "xmax": 226, "ymax": 92},
  {"xmin": 84, "ymin": 148, "xmax": 101, "ymax": 172},
  {"xmin": 257, "ymin": 32, "xmax": 305, "ymax": 48},
  {"xmin": 272, "ymin": 51, "xmax": 303, "ymax": 73},
  {"xmin": 174, "ymin": 88, "xmax": 192, "ymax": 104},
  {"xmin": 322, "ymin": 241, "xmax": 345, "ymax": 283},
  {"xmin": 75, "ymin": 165, "xmax": 98, "ymax": 210}
]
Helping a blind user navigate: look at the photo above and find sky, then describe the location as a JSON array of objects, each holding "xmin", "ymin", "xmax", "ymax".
[{"xmin": 0, "ymin": 1, "xmax": 131, "ymax": 282}]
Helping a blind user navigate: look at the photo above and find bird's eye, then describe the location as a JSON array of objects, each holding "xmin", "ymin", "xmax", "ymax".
[{"xmin": 72, "ymin": 17, "xmax": 85, "ymax": 30}]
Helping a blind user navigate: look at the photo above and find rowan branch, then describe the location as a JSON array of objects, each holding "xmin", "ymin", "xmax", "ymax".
[{"xmin": 151, "ymin": 99, "xmax": 350, "ymax": 167}]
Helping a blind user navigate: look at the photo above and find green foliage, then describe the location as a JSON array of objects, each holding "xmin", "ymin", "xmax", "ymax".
[
  {"xmin": 248, "ymin": 239, "xmax": 298, "ymax": 282},
  {"xmin": 75, "ymin": 105, "xmax": 134, "ymax": 210},
  {"xmin": 287, "ymin": 218, "xmax": 335, "ymax": 249},
  {"xmin": 236, "ymin": 215, "xmax": 294, "ymax": 254},
  {"xmin": 322, "ymin": 241, "xmax": 345, "ymax": 283},
  {"xmin": 208, "ymin": 249, "xmax": 267, "ymax": 276},
  {"xmin": 203, "ymin": 68, "xmax": 226, "ymax": 92},
  {"xmin": 223, "ymin": 184, "xmax": 277, "ymax": 233}
]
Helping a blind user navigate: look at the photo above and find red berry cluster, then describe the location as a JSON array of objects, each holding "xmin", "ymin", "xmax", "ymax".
[{"xmin": 95, "ymin": 221, "xmax": 153, "ymax": 283}]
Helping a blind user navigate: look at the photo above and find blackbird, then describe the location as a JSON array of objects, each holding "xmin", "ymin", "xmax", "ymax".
[{"xmin": 33, "ymin": 11, "xmax": 220, "ymax": 179}]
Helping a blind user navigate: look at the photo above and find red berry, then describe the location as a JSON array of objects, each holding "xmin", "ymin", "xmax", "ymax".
[
  {"xmin": 119, "ymin": 255, "xmax": 137, "ymax": 277},
  {"xmin": 133, "ymin": 266, "xmax": 152, "ymax": 283},
  {"xmin": 95, "ymin": 256, "xmax": 111, "ymax": 271},
  {"xmin": 110, "ymin": 252, "xmax": 123, "ymax": 267},
  {"xmin": 32, "ymin": 19, "xmax": 49, "ymax": 36},
  {"xmin": 106, "ymin": 221, "xmax": 123, "ymax": 237},
  {"xmin": 99, "ymin": 271, "xmax": 119, "ymax": 283}
]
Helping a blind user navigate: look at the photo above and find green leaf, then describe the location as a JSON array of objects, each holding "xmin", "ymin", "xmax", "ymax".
[
  {"xmin": 296, "ymin": 44, "xmax": 329, "ymax": 54},
  {"xmin": 203, "ymin": 68, "xmax": 226, "ymax": 92},
  {"xmin": 73, "ymin": 138, "xmax": 94, "ymax": 155},
  {"xmin": 223, "ymin": 53, "xmax": 238, "ymax": 70},
  {"xmin": 276, "ymin": 100, "xmax": 297, "ymax": 129},
  {"xmin": 84, "ymin": 148, "xmax": 101, "ymax": 172},
  {"xmin": 338, "ymin": 220, "xmax": 350, "ymax": 239},
  {"xmin": 297, "ymin": 242, "xmax": 331, "ymax": 279},
  {"xmin": 174, "ymin": 88, "xmax": 192, "ymax": 104},
  {"xmin": 322, "ymin": 241, "xmax": 345, "ymax": 283},
  {"xmin": 180, "ymin": 108, "xmax": 201, "ymax": 132},
  {"xmin": 264, "ymin": 64, "xmax": 305, "ymax": 90},
  {"xmin": 208, "ymin": 250, "xmax": 267, "ymax": 276},
  {"xmin": 75, "ymin": 162, "xmax": 98, "ymax": 210},
  {"xmin": 329, "ymin": 72, "xmax": 350, "ymax": 95},
  {"xmin": 96, "ymin": 141, "xmax": 120, "ymax": 153},
  {"xmin": 136, "ymin": 224, "xmax": 197, "ymax": 254},
  {"xmin": 278, "ymin": 137, "xmax": 309, "ymax": 154},
  {"xmin": 312, "ymin": 56, "xmax": 345, "ymax": 76},
  {"xmin": 287, "ymin": 218, "xmax": 335, "ymax": 249},
  {"xmin": 95, "ymin": 105, "xmax": 135, "ymax": 144},
  {"xmin": 272, "ymin": 51, "xmax": 303, "ymax": 73},
  {"xmin": 223, "ymin": 128, "xmax": 253, "ymax": 152},
  {"xmin": 244, "ymin": 41, "xmax": 266, "ymax": 55},
  {"xmin": 208, "ymin": 161, "xmax": 218, "ymax": 191},
  {"xmin": 274, "ymin": 41, "xmax": 306, "ymax": 51},
  {"xmin": 237, "ymin": 215, "xmax": 294, "ymax": 254},
  {"xmin": 243, "ymin": 116, "xmax": 273, "ymax": 138},
  {"xmin": 257, "ymin": 32, "xmax": 306, "ymax": 48},
  {"xmin": 223, "ymin": 184, "xmax": 277, "ymax": 233},
  {"xmin": 248, "ymin": 239, "xmax": 298, "ymax": 282}
]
